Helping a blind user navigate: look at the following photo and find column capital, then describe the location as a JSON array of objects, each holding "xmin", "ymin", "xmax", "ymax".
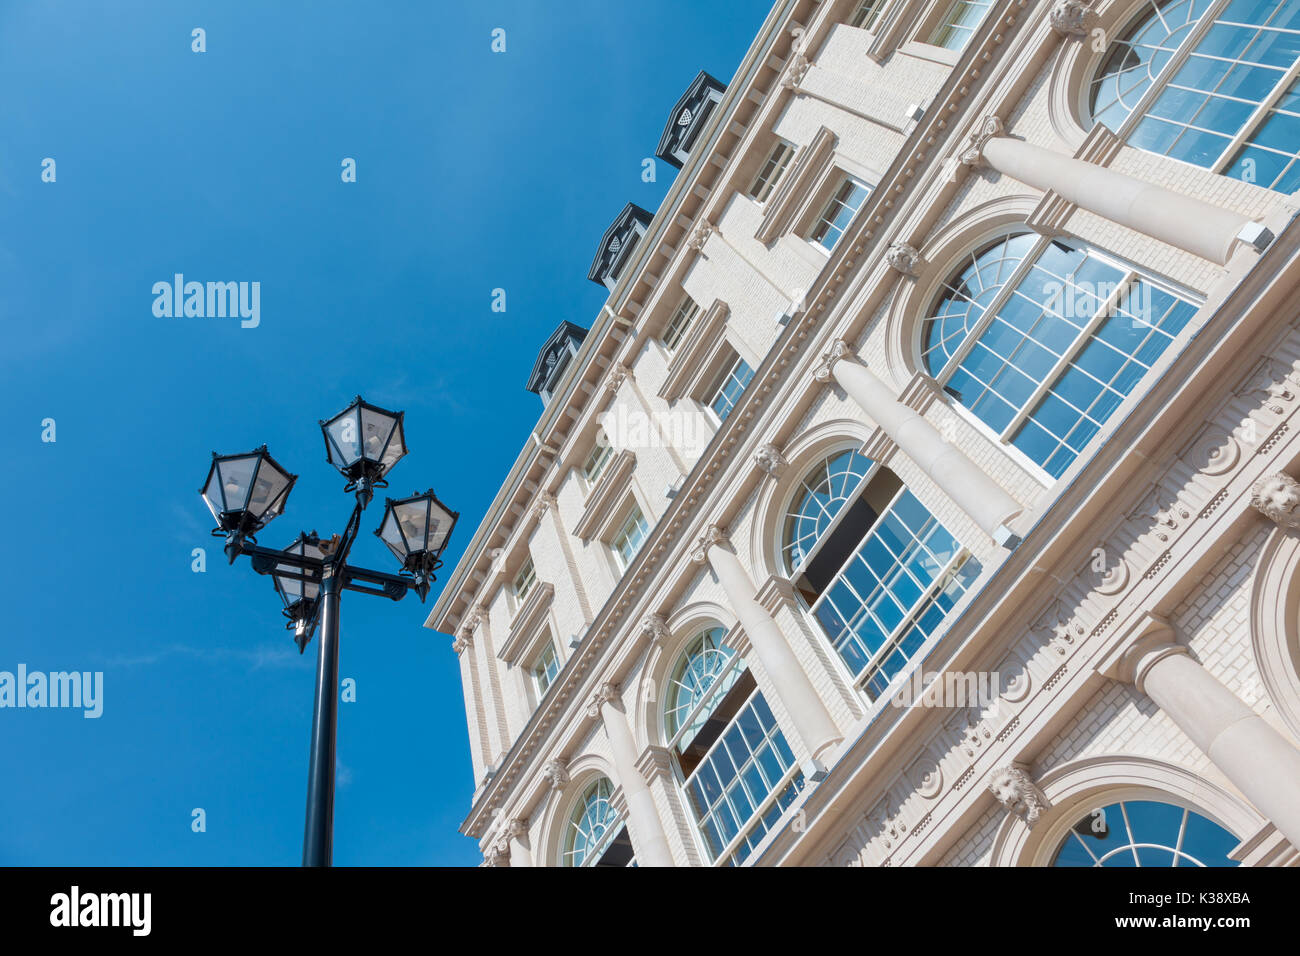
[
  {"xmin": 1251, "ymin": 472, "xmax": 1300, "ymax": 530},
  {"xmin": 586, "ymin": 681, "xmax": 620, "ymax": 718},
  {"xmin": 781, "ymin": 50, "xmax": 811, "ymax": 91},
  {"xmin": 959, "ymin": 115, "xmax": 1004, "ymax": 169},
  {"xmin": 452, "ymin": 633, "xmax": 473, "ymax": 655},
  {"xmin": 1049, "ymin": 0, "xmax": 1096, "ymax": 37},
  {"xmin": 885, "ymin": 241, "xmax": 923, "ymax": 277},
  {"xmin": 530, "ymin": 492, "xmax": 556, "ymax": 522},
  {"xmin": 754, "ymin": 441, "xmax": 788, "ymax": 478},
  {"xmin": 813, "ymin": 338, "xmax": 853, "ymax": 383},
  {"xmin": 690, "ymin": 523, "xmax": 731, "ymax": 564},
  {"xmin": 1097, "ymin": 614, "xmax": 1185, "ymax": 693}
]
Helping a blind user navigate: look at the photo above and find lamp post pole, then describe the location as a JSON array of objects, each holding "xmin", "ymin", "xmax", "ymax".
[
  {"xmin": 302, "ymin": 563, "xmax": 341, "ymax": 867},
  {"xmin": 200, "ymin": 397, "xmax": 458, "ymax": 868}
]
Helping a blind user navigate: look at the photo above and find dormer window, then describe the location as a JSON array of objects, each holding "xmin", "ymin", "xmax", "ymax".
[
  {"xmin": 587, "ymin": 203, "xmax": 654, "ymax": 291},
  {"xmin": 525, "ymin": 320, "xmax": 589, "ymax": 407},
  {"xmin": 655, "ymin": 70, "xmax": 727, "ymax": 169}
]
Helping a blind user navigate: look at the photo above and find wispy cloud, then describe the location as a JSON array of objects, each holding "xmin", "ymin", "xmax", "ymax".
[
  {"xmin": 93, "ymin": 642, "xmax": 305, "ymax": 672},
  {"xmin": 336, "ymin": 759, "xmax": 353, "ymax": 788}
]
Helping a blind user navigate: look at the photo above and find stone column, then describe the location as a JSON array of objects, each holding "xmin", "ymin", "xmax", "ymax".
[
  {"xmin": 1105, "ymin": 618, "xmax": 1300, "ymax": 848},
  {"xmin": 506, "ymin": 818, "xmax": 532, "ymax": 868},
  {"xmin": 815, "ymin": 340, "xmax": 1021, "ymax": 543},
  {"xmin": 961, "ymin": 116, "xmax": 1271, "ymax": 265},
  {"xmin": 692, "ymin": 525, "xmax": 842, "ymax": 771},
  {"xmin": 589, "ymin": 684, "xmax": 675, "ymax": 866}
]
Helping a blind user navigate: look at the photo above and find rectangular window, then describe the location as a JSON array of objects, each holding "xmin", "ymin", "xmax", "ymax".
[
  {"xmin": 928, "ymin": 0, "xmax": 993, "ymax": 51},
  {"xmin": 810, "ymin": 486, "xmax": 982, "ymax": 699},
  {"xmin": 611, "ymin": 505, "xmax": 650, "ymax": 569},
  {"xmin": 709, "ymin": 355, "xmax": 756, "ymax": 422},
  {"xmin": 582, "ymin": 431, "xmax": 613, "ymax": 485},
  {"xmin": 532, "ymin": 639, "xmax": 560, "ymax": 698},
  {"xmin": 682, "ymin": 686, "xmax": 804, "ymax": 867},
  {"xmin": 809, "ymin": 177, "xmax": 870, "ymax": 251},
  {"xmin": 512, "ymin": 557, "xmax": 536, "ymax": 605},
  {"xmin": 849, "ymin": 0, "xmax": 889, "ymax": 31},
  {"xmin": 663, "ymin": 295, "xmax": 701, "ymax": 351},
  {"xmin": 747, "ymin": 140, "xmax": 795, "ymax": 203}
]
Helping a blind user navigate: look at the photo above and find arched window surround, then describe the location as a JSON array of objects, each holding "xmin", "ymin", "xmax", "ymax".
[
  {"xmin": 1249, "ymin": 523, "xmax": 1300, "ymax": 740},
  {"xmin": 1056, "ymin": 0, "xmax": 1300, "ymax": 190},
  {"xmin": 988, "ymin": 755, "xmax": 1259, "ymax": 866},
  {"xmin": 917, "ymin": 227, "xmax": 1203, "ymax": 483}
]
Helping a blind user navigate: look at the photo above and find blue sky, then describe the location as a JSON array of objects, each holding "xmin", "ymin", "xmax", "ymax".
[{"xmin": 0, "ymin": 0, "xmax": 772, "ymax": 865}]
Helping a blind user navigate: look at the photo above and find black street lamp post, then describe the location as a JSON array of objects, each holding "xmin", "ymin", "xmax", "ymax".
[{"xmin": 200, "ymin": 396, "xmax": 458, "ymax": 867}]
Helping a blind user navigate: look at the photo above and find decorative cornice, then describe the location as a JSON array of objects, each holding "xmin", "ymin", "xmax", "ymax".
[
  {"xmin": 885, "ymin": 241, "xmax": 923, "ymax": 276},
  {"xmin": 754, "ymin": 442, "xmax": 787, "ymax": 478},
  {"xmin": 813, "ymin": 338, "xmax": 852, "ymax": 383},
  {"xmin": 690, "ymin": 523, "xmax": 730, "ymax": 565},
  {"xmin": 1251, "ymin": 472, "xmax": 1300, "ymax": 530},
  {"xmin": 658, "ymin": 299, "xmax": 732, "ymax": 402},
  {"xmin": 958, "ymin": 114, "xmax": 1004, "ymax": 169},
  {"xmin": 988, "ymin": 764, "xmax": 1049, "ymax": 826}
]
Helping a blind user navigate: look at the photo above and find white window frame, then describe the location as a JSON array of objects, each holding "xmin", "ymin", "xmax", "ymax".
[
  {"xmin": 663, "ymin": 294, "xmax": 701, "ymax": 351},
  {"xmin": 706, "ymin": 353, "xmax": 756, "ymax": 425},
  {"xmin": 747, "ymin": 139, "xmax": 796, "ymax": 203},
  {"xmin": 610, "ymin": 504, "xmax": 650, "ymax": 571},
  {"xmin": 807, "ymin": 175, "xmax": 870, "ymax": 251},
  {"xmin": 531, "ymin": 636, "xmax": 560, "ymax": 700}
]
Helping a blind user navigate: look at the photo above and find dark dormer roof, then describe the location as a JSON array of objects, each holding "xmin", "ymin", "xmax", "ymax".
[
  {"xmin": 586, "ymin": 203, "xmax": 654, "ymax": 287},
  {"xmin": 525, "ymin": 320, "xmax": 589, "ymax": 397},
  {"xmin": 655, "ymin": 70, "xmax": 727, "ymax": 170}
]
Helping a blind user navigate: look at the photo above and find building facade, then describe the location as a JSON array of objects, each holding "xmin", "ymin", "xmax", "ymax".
[{"xmin": 427, "ymin": 0, "xmax": 1300, "ymax": 867}]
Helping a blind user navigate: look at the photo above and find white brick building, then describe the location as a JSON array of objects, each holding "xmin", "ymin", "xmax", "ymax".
[{"xmin": 427, "ymin": 0, "xmax": 1300, "ymax": 867}]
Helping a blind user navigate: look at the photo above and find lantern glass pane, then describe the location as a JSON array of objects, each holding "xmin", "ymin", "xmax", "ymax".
[
  {"xmin": 325, "ymin": 409, "xmax": 363, "ymax": 469},
  {"xmin": 359, "ymin": 407, "xmax": 398, "ymax": 467},
  {"xmin": 395, "ymin": 499, "xmax": 430, "ymax": 552},
  {"xmin": 378, "ymin": 509, "xmax": 408, "ymax": 560},
  {"xmin": 202, "ymin": 468, "xmax": 225, "ymax": 520},
  {"xmin": 249, "ymin": 458, "xmax": 290, "ymax": 519},
  {"xmin": 217, "ymin": 456, "xmax": 257, "ymax": 512}
]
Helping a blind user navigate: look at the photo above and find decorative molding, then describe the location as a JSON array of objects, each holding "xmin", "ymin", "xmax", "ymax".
[
  {"xmin": 754, "ymin": 442, "xmax": 787, "ymax": 478},
  {"xmin": 498, "ymin": 582, "xmax": 556, "ymax": 666},
  {"xmin": 572, "ymin": 449, "xmax": 638, "ymax": 542},
  {"xmin": 781, "ymin": 50, "xmax": 811, "ymax": 90},
  {"xmin": 1251, "ymin": 472, "xmax": 1300, "ymax": 530},
  {"xmin": 1049, "ymin": 0, "xmax": 1095, "ymax": 37},
  {"xmin": 586, "ymin": 682, "xmax": 619, "ymax": 718},
  {"xmin": 529, "ymin": 492, "xmax": 556, "ymax": 523},
  {"xmin": 658, "ymin": 299, "xmax": 733, "ymax": 403},
  {"xmin": 687, "ymin": 220, "xmax": 714, "ymax": 252},
  {"xmin": 958, "ymin": 114, "xmax": 1004, "ymax": 169},
  {"xmin": 635, "ymin": 745, "xmax": 676, "ymax": 784},
  {"xmin": 756, "ymin": 125, "xmax": 838, "ymax": 244},
  {"xmin": 603, "ymin": 363, "xmax": 632, "ymax": 394},
  {"xmin": 640, "ymin": 612, "xmax": 671, "ymax": 647},
  {"xmin": 988, "ymin": 765, "xmax": 1050, "ymax": 826},
  {"xmin": 452, "ymin": 633, "xmax": 472, "ymax": 656},
  {"xmin": 885, "ymin": 241, "xmax": 923, "ymax": 276},
  {"xmin": 756, "ymin": 573, "xmax": 799, "ymax": 617},
  {"xmin": 542, "ymin": 758, "xmax": 569, "ymax": 789},
  {"xmin": 813, "ymin": 338, "xmax": 852, "ymax": 383},
  {"xmin": 690, "ymin": 523, "xmax": 730, "ymax": 565},
  {"xmin": 897, "ymin": 370, "xmax": 944, "ymax": 415}
]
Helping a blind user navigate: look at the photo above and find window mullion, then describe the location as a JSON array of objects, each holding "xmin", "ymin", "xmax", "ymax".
[
  {"xmin": 936, "ymin": 236, "xmax": 1045, "ymax": 384},
  {"xmin": 807, "ymin": 483, "xmax": 909, "ymax": 617},
  {"xmin": 1212, "ymin": 53, "xmax": 1300, "ymax": 176},
  {"xmin": 997, "ymin": 267, "xmax": 1135, "ymax": 442},
  {"xmin": 668, "ymin": 658, "xmax": 745, "ymax": 753},
  {"xmin": 710, "ymin": 759, "xmax": 802, "ymax": 866},
  {"xmin": 1111, "ymin": 0, "xmax": 1231, "ymax": 142}
]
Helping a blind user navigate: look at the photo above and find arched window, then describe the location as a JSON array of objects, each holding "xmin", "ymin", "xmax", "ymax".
[
  {"xmin": 783, "ymin": 459, "xmax": 983, "ymax": 700},
  {"xmin": 1090, "ymin": 0, "xmax": 1300, "ymax": 192},
  {"xmin": 921, "ymin": 232, "xmax": 1197, "ymax": 479},
  {"xmin": 1052, "ymin": 799, "xmax": 1240, "ymax": 866},
  {"xmin": 781, "ymin": 448, "xmax": 874, "ymax": 574},
  {"xmin": 664, "ymin": 632, "xmax": 803, "ymax": 866},
  {"xmin": 561, "ymin": 777, "xmax": 634, "ymax": 867}
]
